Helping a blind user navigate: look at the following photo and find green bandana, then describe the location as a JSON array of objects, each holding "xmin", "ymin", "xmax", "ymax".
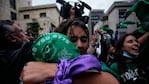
[{"xmin": 32, "ymin": 33, "xmax": 80, "ymax": 62}]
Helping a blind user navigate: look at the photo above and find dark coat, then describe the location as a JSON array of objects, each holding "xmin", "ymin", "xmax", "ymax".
[{"xmin": 0, "ymin": 41, "xmax": 34, "ymax": 84}]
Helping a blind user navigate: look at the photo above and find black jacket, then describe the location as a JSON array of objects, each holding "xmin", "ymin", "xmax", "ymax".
[{"xmin": 0, "ymin": 41, "xmax": 34, "ymax": 84}]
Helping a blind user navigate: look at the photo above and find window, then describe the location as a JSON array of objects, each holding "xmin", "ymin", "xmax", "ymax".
[
  {"xmin": 11, "ymin": 12, "xmax": 16, "ymax": 20},
  {"xmin": 119, "ymin": 9, "xmax": 127, "ymax": 22},
  {"xmin": 24, "ymin": 14, "xmax": 30, "ymax": 19},
  {"xmin": 9, "ymin": 0, "xmax": 16, "ymax": 9},
  {"xmin": 40, "ymin": 13, "xmax": 46, "ymax": 17},
  {"xmin": 118, "ymin": 9, "xmax": 127, "ymax": 29},
  {"xmin": 91, "ymin": 16, "xmax": 100, "ymax": 20},
  {"xmin": 28, "ymin": 1, "xmax": 31, "ymax": 6},
  {"xmin": 119, "ymin": 9, "xmax": 126, "ymax": 18}
]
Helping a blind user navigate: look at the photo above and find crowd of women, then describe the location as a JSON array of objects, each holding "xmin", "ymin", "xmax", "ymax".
[{"xmin": 0, "ymin": 18, "xmax": 149, "ymax": 84}]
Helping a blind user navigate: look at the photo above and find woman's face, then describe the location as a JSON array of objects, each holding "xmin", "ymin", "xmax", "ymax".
[
  {"xmin": 5, "ymin": 23, "xmax": 27, "ymax": 46},
  {"xmin": 67, "ymin": 26, "xmax": 89, "ymax": 55},
  {"xmin": 122, "ymin": 35, "xmax": 140, "ymax": 56}
]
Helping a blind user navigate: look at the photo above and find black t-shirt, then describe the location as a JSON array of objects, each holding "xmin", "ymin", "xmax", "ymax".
[{"xmin": 110, "ymin": 62, "xmax": 148, "ymax": 84}]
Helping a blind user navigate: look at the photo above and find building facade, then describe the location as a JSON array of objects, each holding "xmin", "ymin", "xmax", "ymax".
[
  {"xmin": 0, "ymin": 0, "xmax": 32, "ymax": 20},
  {"xmin": 0, "ymin": 0, "xmax": 62, "ymax": 35},
  {"xmin": 17, "ymin": 4, "xmax": 61, "ymax": 35},
  {"xmin": 88, "ymin": 9, "xmax": 104, "ymax": 37},
  {"xmin": 105, "ymin": 1, "xmax": 139, "ymax": 37}
]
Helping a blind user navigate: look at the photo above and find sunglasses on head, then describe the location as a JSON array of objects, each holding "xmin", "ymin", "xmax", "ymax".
[{"xmin": 70, "ymin": 36, "xmax": 88, "ymax": 43}]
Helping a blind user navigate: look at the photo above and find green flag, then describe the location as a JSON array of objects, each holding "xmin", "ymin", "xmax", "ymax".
[
  {"xmin": 123, "ymin": 21, "xmax": 137, "ymax": 24},
  {"xmin": 101, "ymin": 26, "xmax": 114, "ymax": 35},
  {"xmin": 125, "ymin": 0, "xmax": 149, "ymax": 32},
  {"xmin": 32, "ymin": 33, "xmax": 80, "ymax": 62},
  {"xmin": 116, "ymin": 22, "xmax": 127, "ymax": 28},
  {"xmin": 125, "ymin": 0, "xmax": 149, "ymax": 22}
]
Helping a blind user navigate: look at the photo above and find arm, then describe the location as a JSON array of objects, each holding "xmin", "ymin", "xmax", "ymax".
[
  {"xmin": 73, "ymin": 71, "xmax": 119, "ymax": 84},
  {"xmin": 21, "ymin": 62, "xmax": 119, "ymax": 84},
  {"xmin": 21, "ymin": 55, "xmax": 102, "ymax": 84},
  {"xmin": 21, "ymin": 62, "xmax": 58, "ymax": 84},
  {"xmin": 138, "ymin": 32, "xmax": 149, "ymax": 46}
]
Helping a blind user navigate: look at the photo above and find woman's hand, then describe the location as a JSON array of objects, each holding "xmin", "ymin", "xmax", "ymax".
[{"xmin": 20, "ymin": 62, "xmax": 58, "ymax": 84}]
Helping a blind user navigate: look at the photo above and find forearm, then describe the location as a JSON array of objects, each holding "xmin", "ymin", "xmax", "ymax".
[
  {"xmin": 73, "ymin": 71, "xmax": 119, "ymax": 84},
  {"xmin": 21, "ymin": 62, "xmax": 58, "ymax": 84},
  {"xmin": 138, "ymin": 32, "xmax": 149, "ymax": 46}
]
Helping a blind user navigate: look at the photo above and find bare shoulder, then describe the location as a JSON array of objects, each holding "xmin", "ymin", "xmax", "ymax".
[{"xmin": 73, "ymin": 71, "xmax": 119, "ymax": 84}]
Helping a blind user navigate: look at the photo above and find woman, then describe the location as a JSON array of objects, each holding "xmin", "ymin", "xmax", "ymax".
[
  {"xmin": 110, "ymin": 33, "xmax": 148, "ymax": 84},
  {"xmin": 21, "ymin": 19, "xmax": 119, "ymax": 84},
  {"xmin": 0, "ymin": 20, "xmax": 34, "ymax": 83}
]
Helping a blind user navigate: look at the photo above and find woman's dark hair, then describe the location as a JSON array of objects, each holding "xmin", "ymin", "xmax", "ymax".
[
  {"xmin": 0, "ymin": 20, "xmax": 14, "ymax": 37},
  {"xmin": 0, "ymin": 20, "xmax": 14, "ymax": 33},
  {"xmin": 57, "ymin": 19, "xmax": 89, "ymax": 37},
  {"xmin": 0, "ymin": 20, "xmax": 14, "ymax": 43},
  {"xmin": 57, "ymin": 19, "xmax": 73, "ymax": 35}
]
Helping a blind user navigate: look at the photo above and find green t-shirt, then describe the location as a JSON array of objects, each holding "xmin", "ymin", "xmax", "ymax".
[{"xmin": 101, "ymin": 61, "xmax": 119, "ymax": 78}]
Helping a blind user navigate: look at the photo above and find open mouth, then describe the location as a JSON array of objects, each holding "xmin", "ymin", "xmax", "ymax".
[
  {"xmin": 131, "ymin": 46, "xmax": 139, "ymax": 55},
  {"xmin": 131, "ymin": 46, "xmax": 139, "ymax": 51}
]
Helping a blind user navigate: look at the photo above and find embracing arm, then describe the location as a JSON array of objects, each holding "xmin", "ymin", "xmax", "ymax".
[
  {"xmin": 21, "ymin": 62, "xmax": 58, "ymax": 84},
  {"xmin": 21, "ymin": 55, "xmax": 119, "ymax": 84},
  {"xmin": 73, "ymin": 71, "xmax": 119, "ymax": 84}
]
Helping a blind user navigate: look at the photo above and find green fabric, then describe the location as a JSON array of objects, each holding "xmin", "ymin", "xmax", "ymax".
[
  {"xmin": 101, "ymin": 27, "xmax": 114, "ymax": 34},
  {"xmin": 117, "ymin": 21, "xmax": 139, "ymax": 28},
  {"xmin": 101, "ymin": 61, "xmax": 119, "ymax": 79},
  {"xmin": 116, "ymin": 22, "xmax": 127, "ymax": 28},
  {"xmin": 32, "ymin": 33, "xmax": 80, "ymax": 62},
  {"xmin": 125, "ymin": 0, "xmax": 149, "ymax": 22},
  {"xmin": 110, "ymin": 62, "xmax": 120, "ymax": 80},
  {"xmin": 123, "ymin": 21, "xmax": 137, "ymax": 24},
  {"xmin": 138, "ymin": 28, "xmax": 146, "ymax": 33},
  {"xmin": 125, "ymin": 0, "xmax": 149, "ymax": 32}
]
